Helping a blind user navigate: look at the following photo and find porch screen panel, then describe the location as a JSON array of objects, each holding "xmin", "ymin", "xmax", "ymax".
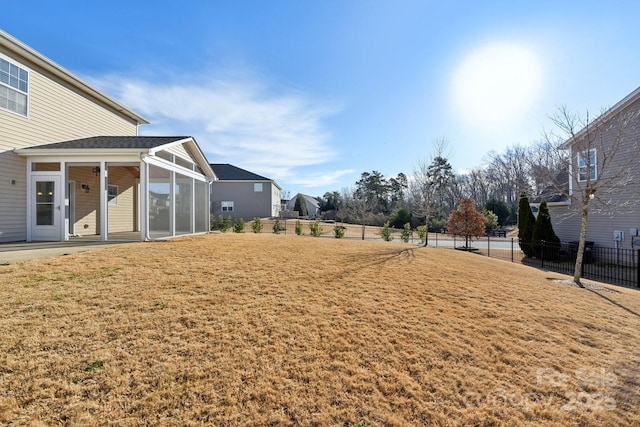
[
  {"xmin": 195, "ymin": 180, "xmax": 208, "ymax": 233},
  {"xmin": 149, "ymin": 164, "xmax": 171, "ymax": 238},
  {"xmin": 175, "ymin": 173, "xmax": 192, "ymax": 235}
]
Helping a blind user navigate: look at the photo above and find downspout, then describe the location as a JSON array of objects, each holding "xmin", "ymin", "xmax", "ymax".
[{"xmin": 139, "ymin": 153, "xmax": 151, "ymax": 241}]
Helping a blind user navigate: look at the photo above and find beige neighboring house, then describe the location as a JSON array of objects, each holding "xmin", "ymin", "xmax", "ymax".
[
  {"xmin": 0, "ymin": 30, "xmax": 215, "ymax": 243},
  {"xmin": 209, "ymin": 164, "xmax": 281, "ymax": 219},
  {"xmin": 533, "ymin": 86, "xmax": 640, "ymax": 249}
]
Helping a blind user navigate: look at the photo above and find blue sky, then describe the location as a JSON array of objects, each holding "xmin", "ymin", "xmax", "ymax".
[{"xmin": 3, "ymin": 1, "xmax": 640, "ymax": 198}]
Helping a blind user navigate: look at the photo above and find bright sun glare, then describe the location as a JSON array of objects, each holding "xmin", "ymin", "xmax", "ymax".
[{"xmin": 451, "ymin": 42, "xmax": 541, "ymax": 129}]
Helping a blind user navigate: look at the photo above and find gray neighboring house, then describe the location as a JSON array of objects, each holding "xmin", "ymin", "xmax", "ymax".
[
  {"xmin": 209, "ymin": 164, "xmax": 282, "ymax": 219},
  {"xmin": 533, "ymin": 86, "xmax": 640, "ymax": 249},
  {"xmin": 286, "ymin": 193, "xmax": 321, "ymax": 219}
]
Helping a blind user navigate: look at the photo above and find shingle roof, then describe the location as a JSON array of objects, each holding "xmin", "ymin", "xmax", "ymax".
[
  {"xmin": 20, "ymin": 136, "xmax": 190, "ymax": 150},
  {"xmin": 209, "ymin": 163, "xmax": 271, "ymax": 181}
]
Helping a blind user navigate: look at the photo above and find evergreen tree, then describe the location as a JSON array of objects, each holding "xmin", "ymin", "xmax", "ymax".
[
  {"xmin": 294, "ymin": 194, "xmax": 308, "ymax": 217},
  {"xmin": 517, "ymin": 191, "xmax": 536, "ymax": 257},
  {"xmin": 532, "ymin": 199, "xmax": 561, "ymax": 260}
]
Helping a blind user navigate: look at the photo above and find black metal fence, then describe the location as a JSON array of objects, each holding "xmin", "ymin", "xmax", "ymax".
[{"xmin": 225, "ymin": 219, "xmax": 640, "ymax": 288}]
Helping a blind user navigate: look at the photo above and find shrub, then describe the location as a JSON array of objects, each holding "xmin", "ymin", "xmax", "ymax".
[
  {"xmin": 210, "ymin": 214, "xmax": 216, "ymax": 231},
  {"xmin": 294, "ymin": 194, "xmax": 308, "ymax": 217},
  {"xmin": 233, "ymin": 218, "xmax": 245, "ymax": 233},
  {"xmin": 482, "ymin": 208, "xmax": 499, "ymax": 233},
  {"xmin": 219, "ymin": 215, "xmax": 232, "ymax": 233},
  {"xmin": 400, "ymin": 223, "xmax": 412, "ymax": 243},
  {"xmin": 416, "ymin": 225, "xmax": 427, "ymax": 244},
  {"xmin": 333, "ymin": 225, "xmax": 346, "ymax": 239},
  {"xmin": 532, "ymin": 199, "xmax": 561, "ymax": 260},
  {"xmin": 379, "ymin": 221, "xmax": 393, "ymax": 241},
  {"xmin": 518, "ymin": 191, "xmax": 536, "ymax": 257},
  {"xmin": 309, "ymin": 220, "xmax": 324, "ymax": 237},
  {"xmin": 294, "ymin": 219, "xmax": 303, "ymax": 236},
  {"xmin": 389, "ymin": 207, "xmax": 412, "ymax": 229},
  {"xmin": 272, "ymin": 219, "xmax": 283, "ymax": 234},
  {"xmin": 251, "ymin": 217, "xmax": 263, "ymax": 233}
]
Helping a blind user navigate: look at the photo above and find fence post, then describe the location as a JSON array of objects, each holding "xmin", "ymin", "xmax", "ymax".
[
  {"xmin": 637, "ymin": 249, "xmax": 640, "ymax": 288},
  {"xmin": 511, "ymin": 238, "xmax": 514, "ymax": 263},
  {"xmin": 435, "ymin": 232, "xmax": 438, "ymax": 247},
  {"xmin": 361, "ymin": 224, "xmax": 365, "ymax": 240},
  {"xmin": 541, "ymin": 240, "xmax": 545, "ymax": 268},
  {"xmin": 487, "ymin": 234, "xmax": 490, "ymax": 258}
]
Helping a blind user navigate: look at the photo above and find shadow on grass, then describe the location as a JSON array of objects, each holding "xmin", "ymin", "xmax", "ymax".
[{"xmin": 586, "ymin": 288, "xmax": 640, "ymax": 320}]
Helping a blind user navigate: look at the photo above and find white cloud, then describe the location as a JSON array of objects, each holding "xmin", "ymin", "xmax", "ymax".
[
  {"xmin": 91, "ymin": 72, "xmax": 342, "ymax": 185},
  {"xmin": 287, "ymin": 169, "xmax": 356, "ymax": 188}
]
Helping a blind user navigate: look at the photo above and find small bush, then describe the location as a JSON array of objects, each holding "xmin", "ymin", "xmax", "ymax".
[
  {"xmin": 272, "ymin": 219, "xmax": 283, "ymax": 234},
  {"xmin": 416, "ymin": 225, "xmax": 427, "ymax": 244},
  {"xmin": 233, "ymin": 218, "xmax": 245, "ymax": 233},
  {"xmin": 334, "ymin": 225, "xmax": 346, "ymax": 239},
  {"xmin": 210, "ymin": 214, "xmax": 216, "ymax": 231},
  {"xmin": 400, "ymin": 223, "xmax": 412, "ymax": 243},
  {"xmin": 379, "ymin": 221, "xmax": 393, "ymax": 242},
  {"xmin": 251, "ymin": 217, "xmax": 263, "ymax": 233},
  {"xmin": 309, "ymin": 220, "xmax": 324, "ymax": 237},
  {"xmin": 295, "ymin": 219, "xmax": 303, "ymax": 236},
  {"xmin": 219, "ymin": 215, "xmax": 232, "ymax": 233}
]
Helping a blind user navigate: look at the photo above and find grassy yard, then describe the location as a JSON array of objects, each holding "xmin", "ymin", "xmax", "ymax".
[{"xmin": 1, "ymin": 234, "xmax": 639, "ymax": 426}]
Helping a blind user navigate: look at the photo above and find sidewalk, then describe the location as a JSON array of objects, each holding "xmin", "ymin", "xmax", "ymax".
[{"xmin": 0, "ymin": 241, "xmax": 135, "ymax": 264}]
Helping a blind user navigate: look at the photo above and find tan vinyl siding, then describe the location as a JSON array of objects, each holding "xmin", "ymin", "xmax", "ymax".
[
  {"xmin": 107, "ymin": 166, "xmax": 138, "ymax": 233},
  {"xmin": 165, "ymin": 143, "xmax": 191, "ymax": 162},
  {"xmin": 0, "ymin": 151, "xmax": 27, "ymax": 242},
  {"xmin": 0, "ymin": 46, "xmax": 139, "ymax": 242},
  {"xmin": 68, "ymin": 167, "xmax": 100, "ymax": 236}
]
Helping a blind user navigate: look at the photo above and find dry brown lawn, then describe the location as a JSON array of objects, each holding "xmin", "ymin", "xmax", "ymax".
[{"xmin": 1, "ymin": 234, "xmax": 639, "ymax": 426}]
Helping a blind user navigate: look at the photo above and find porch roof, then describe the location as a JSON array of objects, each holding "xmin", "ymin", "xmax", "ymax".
[{"xmin": 15, "ymin": 136, "xmax": 216, "ymax": 179}]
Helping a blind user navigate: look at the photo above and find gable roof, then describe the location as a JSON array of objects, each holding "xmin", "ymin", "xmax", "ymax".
[
  {"xmin": 209, "ymin": 163, "xmax": 271, "ymax": 181},
  {"xmin": 16, "ymin": 136, "xmax": 190, "ymax": 151},
  {"xmin": 15, "ymin": 136, "xmax": 216, "ymax": 179},
  {"xmin": 0, "ymin": 29, "xmax": 149, "ymax": 125},
  {"xmin": 560, "ymin": 86, "xmax": 640, "ymax": 149}
]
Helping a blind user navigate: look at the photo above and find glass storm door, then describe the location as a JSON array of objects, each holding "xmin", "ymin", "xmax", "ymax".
[{"xmin": 31, "ymin": 175, "xmax": 62, "ymax": 241}]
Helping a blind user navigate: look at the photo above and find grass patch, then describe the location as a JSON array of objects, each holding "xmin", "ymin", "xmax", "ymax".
[{"xmin": 0, "ymin": 234, "xmax": 639, "ymax": 425}]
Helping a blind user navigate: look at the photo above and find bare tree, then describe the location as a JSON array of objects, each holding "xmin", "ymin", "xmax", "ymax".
[
  {"xmin": 408, "ymin": 139, "xmax": 454, "ymax": 244},
  {"xmin": 545, "ymin": 105, "xmax": 640, "ymax": 286}
]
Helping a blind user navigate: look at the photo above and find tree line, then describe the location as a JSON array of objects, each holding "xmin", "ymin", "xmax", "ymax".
[{"xmin": 310, "ymin": 138, "xmax": 567, "ymax": 231}]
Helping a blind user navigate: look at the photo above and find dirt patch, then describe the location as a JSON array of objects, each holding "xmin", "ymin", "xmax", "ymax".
[{"xmin": 1, "ymin": 233, "xmax": 639, "ymax": 425}]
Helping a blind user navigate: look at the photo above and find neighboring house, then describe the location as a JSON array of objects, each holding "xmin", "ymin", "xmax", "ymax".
[
  {"xmin": 209, "ymin": 163, "xmax": 281, "ymax": 219},
  {"xmin": 286, "ymin": 193, "xmax": 321, "ymax": 219},
  {"xmin": 532, "ymin": 86, "xmax": 640, "ymax": 249},
  {"xmin": 0, "ymin": 30, "xmax": 215, "ymax": 242}
]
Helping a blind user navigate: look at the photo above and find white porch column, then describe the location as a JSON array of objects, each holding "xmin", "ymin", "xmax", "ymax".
[
  {"xmin": 139, "ymin": 160, "xmax": 148, "ymax": 241},
  {"xmin": 99, "ymin": 161, "xmax": 107, "ymax": 241}
]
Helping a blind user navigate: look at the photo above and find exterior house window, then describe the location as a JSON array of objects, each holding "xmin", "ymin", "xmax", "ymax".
[
  {"xmin": 221, "ymin": 201, "xmax": 234, "ymax": 212},
  {"xmin": 0, "ymin": 57, "xmax": 28, "ymax": 116},
  {"xmin": 108, "ymin": 185, "xmax": 119, "ymax": 206},
  {"xmin": 577, "ymin": 149, "xmax": 597, "ymax": 182},
  {"xmin": 254, "ymin": 183, "xmax": 263, "ymax": 192}
]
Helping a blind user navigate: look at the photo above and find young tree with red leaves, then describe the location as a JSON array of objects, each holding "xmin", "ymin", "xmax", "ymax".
[{"xmin": 447, "ymin": 199, "xmax": 487, "ymax": 249}]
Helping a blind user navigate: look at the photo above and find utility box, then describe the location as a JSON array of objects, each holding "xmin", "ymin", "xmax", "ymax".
[{"xmin": 613, "ymin": 230, "xmax": 624, "ymax": 241}]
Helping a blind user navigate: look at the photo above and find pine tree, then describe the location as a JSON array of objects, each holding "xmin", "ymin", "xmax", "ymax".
[{"xmin": 517, "ymin": 191, "xmax": 536, "ymax": 257}]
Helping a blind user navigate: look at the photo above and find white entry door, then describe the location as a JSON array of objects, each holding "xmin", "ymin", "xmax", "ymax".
[{"xmin": 31, "ymin": 175, "xmax": 62, "ymax": 241}]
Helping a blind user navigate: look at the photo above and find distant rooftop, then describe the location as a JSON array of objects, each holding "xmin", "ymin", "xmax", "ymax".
[{"xmin": 209, "ymin": 163, "xmax": 272, "ymax": 181}]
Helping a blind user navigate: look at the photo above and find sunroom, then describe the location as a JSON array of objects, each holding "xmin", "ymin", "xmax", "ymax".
[{"xmin": 15, "ymin": 136, "xmax": 216, "ymax": 242}]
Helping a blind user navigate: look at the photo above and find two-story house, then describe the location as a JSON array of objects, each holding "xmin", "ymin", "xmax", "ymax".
[
  {"xmin": 209, "ymin": 163, "xmax": 281, "ymax": 219},
  {"xmin": 0, "ymin": 30, "xmax": 215, "ymax": 243},
  {"xmin": 539, "ymin": 86, "xmax": 640, "ymax": 250}
]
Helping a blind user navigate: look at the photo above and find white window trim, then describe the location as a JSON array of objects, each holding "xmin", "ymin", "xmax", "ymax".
[
  {"xmin": 221, "ymin": 201, "xmax": 234, "ymax": 212},
  {"xmin": 108, "ymin": 184, "xmax": 119, "ymax": 206},
  {"xmin": 577, "ymin": 149, "xmax": 597, "ymax": 182},
  {"xmin": 0, "ymin": 54, "xmax": 29, "ymax": 117}
]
